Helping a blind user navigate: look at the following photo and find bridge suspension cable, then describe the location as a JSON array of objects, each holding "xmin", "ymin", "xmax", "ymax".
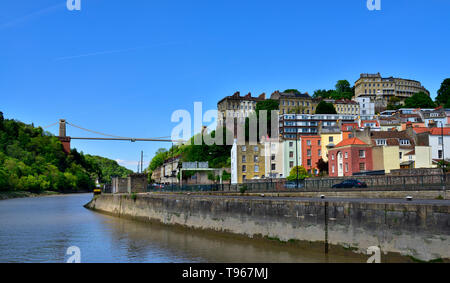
[
  {"xmin": 42, "ymin": 122, "xmax": 58, "ymax": 129},
  {"xmin": 64, "ymin": 121, "xmax": 181, "ymax": 143},
  {"xmin": 67, "ymin": 122, "xmax": 133, "ymax": 139}
]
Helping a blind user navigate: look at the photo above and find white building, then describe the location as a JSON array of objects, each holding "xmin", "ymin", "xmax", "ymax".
[
  {"xmin": 282, "ymin": 139, "xmax": 302, "ymax": 178},
  {"xmin": 356, "ymin": 97, "xmax": 375, "ymax": 116},
  {"xmin": 428, "ymin": 128, "xmax": 450, "ymax": 162},
  {"xmin": 263, "ymin": 139, "xmax": 284, "ymax": 179}
]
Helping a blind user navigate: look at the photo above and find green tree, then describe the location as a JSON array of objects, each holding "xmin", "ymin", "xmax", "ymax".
[
  {"xmin": 0, "ymin": 112, "xmax": 129, "ymax": 193},
  {"xmin": 315, "ymin": 101, "xmax": 337, "ymax": 114},
  {"xmin": 404, "ymin": 92, "xmax": 435, "ymax": 108},
  {"xmin": 436, "ymin": 78, "xmax": 450, "ymax": 106},
  {"xmin": 283, "ymin": 89, "xmax": 301, "ymax": 95},
  {"xmin": 316, "ymin": 158, "xmax": 328, "ymax": 174},
  {"xmin": 255, "ymin": 99, "xmax": 279, "ymax": 139},
  {"xmin": 287, "ymin": 166, "xmax": 308, "ymax": 181},
  {"xmin": 335, "ymin": 80, "xmax": 352, "ymax": 93}
]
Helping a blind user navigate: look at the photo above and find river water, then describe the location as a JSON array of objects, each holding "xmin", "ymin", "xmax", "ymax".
[{"xmin": 0, "ymin": 193, "xmax": 369, "ymax": 263}]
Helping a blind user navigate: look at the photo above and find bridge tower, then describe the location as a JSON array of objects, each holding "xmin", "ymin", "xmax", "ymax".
[{"xmin": 58, "ymin": 119, "xmax": 71, "ymax": 154}]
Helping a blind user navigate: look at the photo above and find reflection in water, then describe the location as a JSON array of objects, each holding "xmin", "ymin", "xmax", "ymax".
[{"xmin": 0, "ymin": 193, "xmax": 366, "ymax": 263}]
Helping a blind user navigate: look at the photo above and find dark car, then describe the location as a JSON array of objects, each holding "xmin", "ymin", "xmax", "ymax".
[{"xmin": 332, "ymin": 179, "xmax": 367, "ymax": 188}]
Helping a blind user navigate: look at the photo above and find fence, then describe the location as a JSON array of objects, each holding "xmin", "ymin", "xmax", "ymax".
[{"xmin": 147, "ymin": 173, "xmax": 450, "ymax": 193}]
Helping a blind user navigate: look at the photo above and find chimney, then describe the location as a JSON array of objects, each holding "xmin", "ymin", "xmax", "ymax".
[
  {"xmin": 258, "ymin": 93, "xmax": 266, "ymax": 100},
  {"xmin": 233, "ymin": 91, "xmax": 240, "ymax": 97}
]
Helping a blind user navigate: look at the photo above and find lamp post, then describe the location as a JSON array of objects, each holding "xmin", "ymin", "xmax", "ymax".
[
  {"xmin": 171, "ymin": 142, "xmax": 174, "ymax": 191},
  {"xmin": 440, "ymin": 121, "xmax": 446, "ymax": 193},
  {"xmin": 295, "ymin": 120, "xmax": 299, "ymax": 189}
]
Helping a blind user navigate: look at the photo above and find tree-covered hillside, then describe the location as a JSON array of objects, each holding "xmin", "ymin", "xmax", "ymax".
[
  {"xmin": 84, "ymin": 154, "xmax": 133, "ymax": 184},
  {"xmin": 0, "ymin": 111, "xmax": 131, "ymax": 193}
]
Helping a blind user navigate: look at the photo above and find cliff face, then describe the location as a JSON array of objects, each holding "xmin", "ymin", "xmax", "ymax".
[{"xmin": 85, "ymin": 193, "xmax": 450, "ymax": 261}]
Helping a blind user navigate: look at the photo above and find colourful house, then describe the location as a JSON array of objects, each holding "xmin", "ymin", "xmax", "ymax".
[
  {"xmin": 301, "ymin": 135, "xmax": 322, "ymax": 175},
  {"xmin": 328, "ymin": 138, "xmax": 373, "ymax": 177}
]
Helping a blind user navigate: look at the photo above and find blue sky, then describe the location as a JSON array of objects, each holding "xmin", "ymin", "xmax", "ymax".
[{"xmin": 1, "ymin": 0, "xmax": 449, "ymax": 170}]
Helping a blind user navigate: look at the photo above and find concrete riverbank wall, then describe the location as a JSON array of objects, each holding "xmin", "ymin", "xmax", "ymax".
[{"xmin": 85, "ymin": 194, "xmax": 450, "ymax": 261}]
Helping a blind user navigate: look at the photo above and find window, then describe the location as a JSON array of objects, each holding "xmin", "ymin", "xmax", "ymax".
[
  {"xmin": 400, "ymin": 139, "xmax": 410, "ymax": 145},
  {"xmin": 399, "ymin": 152, "xmax": 402, "ymax": 159},
  {"xmin": 376, "ymin": 139, "xmax": 387, "ymax": 146},
  {"xmin": 438, "ymin": 137, "xmax": 443, "ymax": 145},
  {"xmin": 242, "ymin": 165, "xmax": 246, "ymax": 172},
  {"xmin": 345, "ymin": 163, "xmax": 348, "ymax": 172},
  {"xmin": 242, "ymin": 146, "xmax": 246, "ymax": 152},
  {"xmin": 332, "ymin": 165, "xmax": 335, "ymax": 173},
  {"xmin": 289, "ymin": 161, "xmax": 294, "ymax": 168},
  {"xmin": 254, "ymin": 146, "xmax": 259, "ymax": 152},
  {"xmin": 289, "ymin": 142, "xmax": 293, "ymax": 147},
  {"xmin": 329, "ymin": 136, "xmax": 334, "ymax": 142},
  {"xmin": 438, "ymin": 150, "xmax": 443, "ymax": 159},
  {"xmin": 332, "ymin": 154, "xmax": 335, "ymax": 160},
  {"xmin": 318, "ymin": 149, "xmax": 321, "ymax": 156},
  {"xmin": 345, "ymin": 152, "xmax": 348, "ymax": 159},
  {"xmin": 289, "ymin": 151, "xmax": 294, "ymax": 158},
  {"xmin": 318, "ymin": 140, "xmax": 321, "ymax": 146},
  {"xmin": 307, "ymin": 149, "xmax": 311, "ymax": 157},
  {"xmin": 359, "ymin": 150, "xmax": 365, "ymax": 158},
  {"xmin": 307, "ymin": 159, "xmax": 311, "ymax": 166},
  {"xmin": 254, "ymin": 165, "xmax": 259, "ymax": 173},
  {"xmin": 359, "ymin": 163, "xmax": 366, "ymax": 171},
  {"xmin": 254, "ymin": 155, "xmax": 259, "ymax": 162},
  {"xmin": 242, "ymin": 175, "xmax": 246, "ymax": 180},
  {"xmin": 242, "ymin": 155, "xmax": 246, "ymax": 163},
  {"xmin": 307, "ymin": 140, "xmax": 311, "ymax": 146},
  {"xmin": 271, "ymin": 164, "xmax": 276, "ymax": 170},
  {"xmin": 271, "ymin": 154, "xmax": 275, "ymax": 161}
]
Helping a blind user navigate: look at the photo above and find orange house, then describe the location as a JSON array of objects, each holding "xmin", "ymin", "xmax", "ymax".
[
  {"xmin": 341, "ymin": 123, "xmax": 359, "ymax": 140},
  {"xmin": 300, "ymin": 135, "xmax": 322, "ymax": 175}
]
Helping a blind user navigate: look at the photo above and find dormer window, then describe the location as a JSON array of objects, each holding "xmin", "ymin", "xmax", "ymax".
[
  {"xmin": 376, "ymin": 139, "xmax": 387, "ymax": 146},
  {"xmin": 400, "ymin": 139, "xmax": 410, "ymax": 145}
]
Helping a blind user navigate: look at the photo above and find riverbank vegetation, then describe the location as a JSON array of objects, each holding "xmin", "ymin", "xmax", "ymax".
[{"xmin": 0, "ymin": 111, "xmax": 132, "ymax": 194}]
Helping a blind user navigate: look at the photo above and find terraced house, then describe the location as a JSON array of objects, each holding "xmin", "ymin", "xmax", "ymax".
[
  {"xmin": 270, "ymin": 90, "xmax": 318, "ymax": 115},
  {"xmin": 354, "ymin": 73, "xmax": 430, "ymax": 111},
  {"xmin": 217, "ymin": 91, "xmax": 266, "ymax": 126},
  {"xmin": 231, "ymin": 140, "xmax": 266, "ymax": 184}
]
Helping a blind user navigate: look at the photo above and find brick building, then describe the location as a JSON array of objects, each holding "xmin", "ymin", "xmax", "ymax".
[
  {"xmin": 300, "ymin": 135, "xmax": 322, "ymax": 175},
  {"xmin": 328, "ymin": 138, "xmax": 373, "ymax": 177}
]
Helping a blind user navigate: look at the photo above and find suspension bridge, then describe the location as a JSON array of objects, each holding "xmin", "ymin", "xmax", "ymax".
[{"xmin": 44, "ymin": 119, "xmax": 185, "ymax": 154}]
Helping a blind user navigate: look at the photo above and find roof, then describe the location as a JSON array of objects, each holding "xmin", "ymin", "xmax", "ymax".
[
  {"xmin": 335, "ymin": 138, "xmax": 367, "ymax": 148},
  {"xmin": 370, "ymin": 131, "xmax": 415, "ymax": 149},
  {"xmin": 430, "ymin": 127, "xmax": 450, "ymax": 136},
  {"xmin": 279, "ymin": 92, "xmax": 312, "ymax": 99},
  {"xmin": 413, "ymin": 127, "xmax": 431, "ymax": 134},
  {"xmin": 217, "ymin": 91, "xmax": 266, "ymax": 105},
  {"xmin": 405, "ymin": 150, "xmax": 415, "ymax": 156},
  {"xmin": 334, "ymin": 99, "xmax": 359, "ymax": 105}
]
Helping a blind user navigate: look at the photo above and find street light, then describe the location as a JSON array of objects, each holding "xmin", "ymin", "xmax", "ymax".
[
  {"xmin": 295, "ymin": 116, "xmax": 299, "ymax": 189},
  {"xmin": 439, "ymin": 121, "xmax": 446, "ymax": 193}
]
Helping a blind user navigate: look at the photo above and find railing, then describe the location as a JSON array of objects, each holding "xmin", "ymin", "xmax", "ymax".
[{"xmin": 146, "ymin": 174, "xmax": 449, "ymax": 193}]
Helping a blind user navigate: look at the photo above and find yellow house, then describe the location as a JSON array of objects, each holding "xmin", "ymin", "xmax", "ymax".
[
  {"xmin": 403, "ymin": 146, "xmax": 436, "ymax": 169},
  {"xmin": 372, "ymin": 146, "xmax": 400, "ymax": 173},
  {"xmin": 319, "ymin": 126, "xmax": 342, "ymax": 162},
  {"xmin": 231, "ymin": 141, "xmax": 266, "ymax": 184}
]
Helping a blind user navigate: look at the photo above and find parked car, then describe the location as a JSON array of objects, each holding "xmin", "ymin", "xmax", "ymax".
[
  {"xmin": 152, "ymin": 184, "xmax": 165, "ymax": 189},
  {"xmin": 284, "ymin": 181, "xmax": 304, "ymax": 189},
  {"xmin": 332, "ymin": 179, "xmax": 367, "ymax": 188}
]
